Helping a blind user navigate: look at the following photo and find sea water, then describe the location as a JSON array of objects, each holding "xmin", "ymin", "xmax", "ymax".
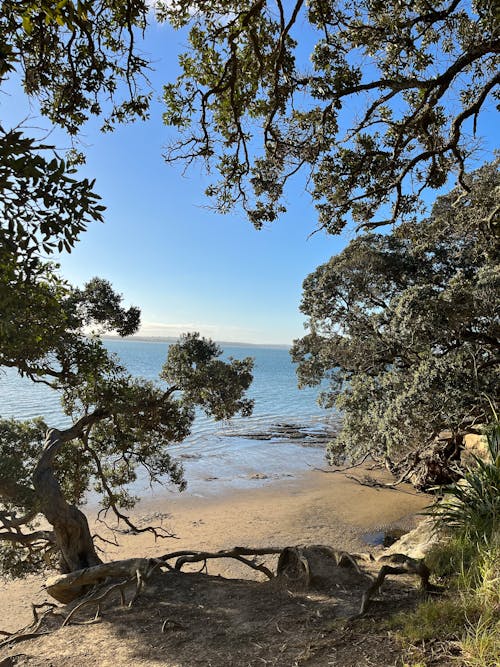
[{"xmin": 0, "ymin": 339, "xmax": 338, "ymax": 496}]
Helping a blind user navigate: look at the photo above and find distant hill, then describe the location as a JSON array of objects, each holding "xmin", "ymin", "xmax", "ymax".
[{"xmin": 101, "ymin": 335, "xmax": 291, "ymax": 349}]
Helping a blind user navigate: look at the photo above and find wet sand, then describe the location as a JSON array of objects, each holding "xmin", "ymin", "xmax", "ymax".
[{"xmin": 0, "ymin": 468, "xmax": 430, "ymax": 632}]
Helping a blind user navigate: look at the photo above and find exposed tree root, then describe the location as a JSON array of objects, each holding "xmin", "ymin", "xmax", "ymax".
[
  {"xmin": 0, "ymin": 602, "xmax": 57, "ymax": 649},
  {"xmin": 160, "ymin": 546, "xmax": 283, "ymax": 579},
  {"xmin": 359, "ymin": 554, "xmax": 432, "ymax": 616},
  {"xmin": 0, "ymin": 545, "xmax": 435, "ymax": 644},
  {"xmin": 45, "ymin": 557, "xmax": 158, "ymax": 603}
]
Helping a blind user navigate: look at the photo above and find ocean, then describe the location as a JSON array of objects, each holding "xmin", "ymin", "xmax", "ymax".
[{"xmin": 0, "ymin": 339, "xmax": 339, "ymax": 497}]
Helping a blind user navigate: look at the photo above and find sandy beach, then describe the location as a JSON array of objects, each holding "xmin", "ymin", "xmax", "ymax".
[{"xmin": 0, "ymin": 468, "xmax": 430, "ymax": 634}]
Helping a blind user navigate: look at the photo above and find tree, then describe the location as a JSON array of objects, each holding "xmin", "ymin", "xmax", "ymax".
[
  {"xmin": 0, "ymin": 263, "xmax": 254, "ymax": 576},
  {"xmin": 0, "ymin": 2, "xmax": 256, "ymax": 580},
  {"xmin": 160, "ymin": 0, "xmax": 499, "ymax": 231},
  {"xmin": 290, "ymin": 162, "xmax": 499, "ymax": 486},
  {"xmin": 0, "ymin": 1, "xmax": 155, "ymax": 260}
]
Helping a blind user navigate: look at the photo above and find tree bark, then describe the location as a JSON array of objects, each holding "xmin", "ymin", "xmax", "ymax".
[{"xmin": 33, "ymin": 421, "xmax": 104, "ymax": 573}]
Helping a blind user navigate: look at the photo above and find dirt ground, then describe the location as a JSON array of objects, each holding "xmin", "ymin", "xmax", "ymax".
[{"xmin": 0, "ymin": 469, "xmax": 437, "ymax": 666}]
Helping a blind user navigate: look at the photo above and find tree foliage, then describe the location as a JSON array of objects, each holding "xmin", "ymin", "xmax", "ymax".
[
  {"xmin": 0, "ymin": 264, "xmax": 254, "ymax": 575},
  {"xmin": 1, "ymin": 0, "xmax": 151, "ymax": 133},
  {"xmin": 291, "ymin": 162, "xmax": 499, "ymax": 467},
  {"xmin": 0, "ymin": 1, "xmax": 256, "ymax": 580},
  {"xmin": 161, "ymin": 0, "xmax": 499, "ymax": 230},
  {"xmin": 0, "ymin": 0, "xmax": 154, "ymax": 264}
]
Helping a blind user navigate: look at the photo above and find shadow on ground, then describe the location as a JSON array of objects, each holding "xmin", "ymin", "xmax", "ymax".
[{"xmin": 0, "ymin": 555, "xmax": 435, "ymax": 667}]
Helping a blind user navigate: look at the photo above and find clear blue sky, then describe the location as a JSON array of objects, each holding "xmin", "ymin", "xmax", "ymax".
[{"xmin": 3, "ymin": 16, "xmax": 497, "ymax": 345}]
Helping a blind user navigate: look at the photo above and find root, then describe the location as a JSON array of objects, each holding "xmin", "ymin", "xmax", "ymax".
[
  {"xmin": 61, "ymin": 561, "xmax": 161, "ymax": 626},
  {"xmin": 45, "ymin": 557, "xmax": 157, "ymax": 603},
  {"xmin": 357, "ymin": 554, "xmax": 432, "ymax": 616},
  {"xmin": 160, "ymin": 546, "xmax": 283, "ymax": 579},
  {"xmin": 0, "ymin": 602, "xmax": 57, "ymax": 649},
  {"xmin": 0, "ymin": 544, "xmax": 436, "ymax": 646}
]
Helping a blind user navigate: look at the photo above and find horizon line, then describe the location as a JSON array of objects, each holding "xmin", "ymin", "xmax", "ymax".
[{"xmin": 102, "ymin": 334, "xmax": 292, "ymax": 349}]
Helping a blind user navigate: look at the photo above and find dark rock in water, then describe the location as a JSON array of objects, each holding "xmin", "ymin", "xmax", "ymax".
[
  {"xmin": 249, "ymin": 472, "xmax": 270, "ymax": 480},
  {"xmin": 221, "ymin": 420, "xmax": 339, "ymax": 448}
]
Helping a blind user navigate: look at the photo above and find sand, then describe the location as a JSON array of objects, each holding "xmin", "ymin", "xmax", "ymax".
[{"xmin": 0, "ymin": 468, "xmax": 430, "ymax": 633}]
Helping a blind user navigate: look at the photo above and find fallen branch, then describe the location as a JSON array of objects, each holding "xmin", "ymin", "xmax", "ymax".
[
  {"xmin": 345, "ymin": 474, "xmax": 418, "ymax": 495},
  {"xmin": 310, "ymin": 452, "xmax": 372, "ymax": 474}
]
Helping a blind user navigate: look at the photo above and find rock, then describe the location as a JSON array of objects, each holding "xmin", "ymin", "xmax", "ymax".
[
  {"xmin": 461, "ymin": 432, "xmax": 492, "ymax": 465},
  {"xmin": 382, "ymin": 517, "xmax": 444, "ymax": 560}
]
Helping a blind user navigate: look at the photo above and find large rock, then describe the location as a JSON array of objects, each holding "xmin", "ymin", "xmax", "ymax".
[{"xmin": 382, "ymin": 517, "xmax": 444, "ymax": 560}]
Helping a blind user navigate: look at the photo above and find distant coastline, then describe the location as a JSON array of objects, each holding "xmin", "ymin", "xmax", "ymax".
[{"xmin": 101, "ymin": 335, "xmax": 291, "ymax": 349}]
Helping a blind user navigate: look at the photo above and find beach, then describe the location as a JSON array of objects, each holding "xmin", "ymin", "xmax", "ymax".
[{"xmin": 0, "ymin": 468, "xmax": 430, "ymax": 634}]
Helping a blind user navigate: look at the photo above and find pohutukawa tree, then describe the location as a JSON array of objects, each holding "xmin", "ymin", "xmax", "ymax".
[
  {"xmin": 0, "ymin": 2, "xmax": 256, "ymax": 578},
  {"xmin": 160, "ymin": 0, "xmax": 499, "ymax": 230},
  {"xmin": 291, "ymin": 162, "xmax": 499, "ymax": 487},
  {"xmin": 0, "ymin": 262, "xmax": 254, "ymax": 576}
]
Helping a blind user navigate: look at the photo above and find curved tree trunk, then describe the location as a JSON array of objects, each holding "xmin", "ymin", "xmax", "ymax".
[{"xmin": 33, "ymin": 423, "xmax": 103, "ymax": 573}]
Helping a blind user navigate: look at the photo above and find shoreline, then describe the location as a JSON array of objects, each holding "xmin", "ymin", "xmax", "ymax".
[{"xmin": 0, "ymin": 467, "xmax": 430, "ymax": 632}]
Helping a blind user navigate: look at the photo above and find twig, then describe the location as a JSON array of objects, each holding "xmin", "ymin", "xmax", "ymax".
[
  {"xmin": 345, "ymin": 474, "xmax": 419, "ymax": 495},
  {"xmin": 310, "ymin": 452, "xmax": 372, "ymax": 474}
]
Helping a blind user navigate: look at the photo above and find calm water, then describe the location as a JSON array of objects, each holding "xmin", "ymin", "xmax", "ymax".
[{"xmin": 0, "ymin": 339, "xmax": 338, "ymax": 496}]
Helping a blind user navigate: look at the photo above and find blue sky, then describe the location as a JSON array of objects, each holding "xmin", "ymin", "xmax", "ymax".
[
  {"xmin": 3, "ymin": 14, "xmax": 497, "ymax": 345},
  {"xmin": 4, "ymin": 19, "xmax": 348, "ymax": 345}
]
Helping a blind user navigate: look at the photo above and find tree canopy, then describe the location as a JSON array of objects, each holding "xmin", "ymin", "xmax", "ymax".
[
  {"xmin": 161, "ymin": 0, "xmax": 499, "ymax": 231},
  {"xmin": 291, "ymin": 162, "xmax": 499, "ymax": 475},
  {"xmin": 0, "ymin": 0, "xmax": 155, "ymax": 266},
  {"xmin": 1, "ymin": 0, "xmax": 499, "ymax": 577}
]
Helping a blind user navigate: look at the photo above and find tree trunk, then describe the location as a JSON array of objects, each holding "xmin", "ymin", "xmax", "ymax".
[
  {"xmin": 389, "ymin": 433, "xmax": 463, "ymax": 491},
  {"xmin": 33, "ymin": 426, "xmax": 102, "ymax": 573}
]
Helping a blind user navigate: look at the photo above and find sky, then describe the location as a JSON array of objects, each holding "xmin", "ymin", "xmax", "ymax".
[
  {"xmin": 3, "ymin": 10, "xmax": 497, "ymax": 345},
  {"xmin": 3, "ymin": 18, "xmax": 348, "ymax": 346}
]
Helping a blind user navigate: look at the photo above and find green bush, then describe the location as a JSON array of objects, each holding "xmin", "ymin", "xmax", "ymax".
[{"xmin": 395, "ymin": 423, "xmax": 500, "ymax": 666}]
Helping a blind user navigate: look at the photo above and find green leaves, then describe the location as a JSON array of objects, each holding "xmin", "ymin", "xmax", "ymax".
[
  {"xmin": 161, "ymin": 332, "xmax": 254, "ymax": 420},
  {"xmin": 162, "ymin": 0, "xmax": 500, "ymax": 231},
  {"xmin": 4, "ymin": 0, "xmax": 152, "ymax": 134},
  {"xmin": 431, "ymin": 423, "xmax": 500, "ymax": 541},
  {"xmin": 0, "ymin": 126, "xmax": 105, "ymax": 271},
  {"xmin": 292, "ymin": 162, "xmax": 500, "ymax": 466}
]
